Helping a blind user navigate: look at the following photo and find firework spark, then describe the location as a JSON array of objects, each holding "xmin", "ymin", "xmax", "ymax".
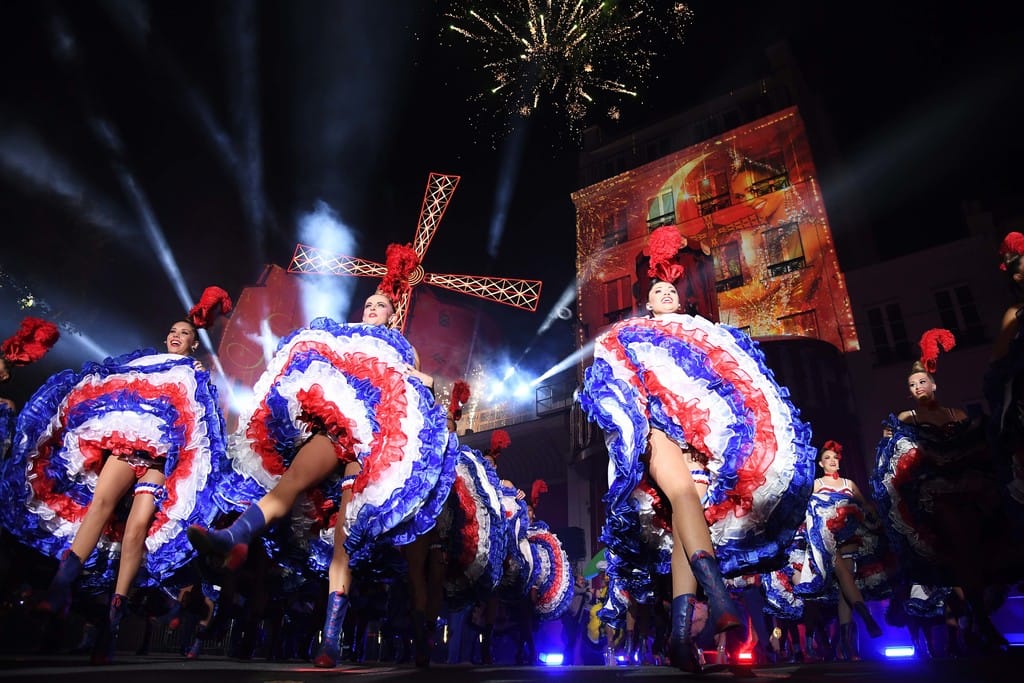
[{"xmin": 445, "ymin": 0, "xmax": 693, "ymax": 131}]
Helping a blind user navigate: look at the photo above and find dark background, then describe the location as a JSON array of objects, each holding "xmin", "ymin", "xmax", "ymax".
[{"xmin": 1, "ymin": 0, "xmax": 1021, "ymax": 406}]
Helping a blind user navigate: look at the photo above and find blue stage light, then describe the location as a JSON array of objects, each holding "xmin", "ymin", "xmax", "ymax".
[
  {"xmin": 538, "ymin": 652, "xmax": 563, "ymax": 665},
  {"xmin": 883, "ymin": 646, "xmax": 916, "ymax": 658}
]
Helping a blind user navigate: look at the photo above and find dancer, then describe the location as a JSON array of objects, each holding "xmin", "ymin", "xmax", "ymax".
[
  {"xmin": 10, "ymin": 287, "xmax": 231, "ymax": 664},
  {"xmin": 874, "ymin": 329, "xmax": 1019, "ymax": 653},
  {"xmin": 796, "ymin": 440, "xmax": 887, "ymax": 660},
  {"xmin": 188, "ymin": 254, "xmax": 454, "ymax": 669},
  {"xmin": 578, "ymin": 225, "xmax": 816, "ymax": 672},
  {"xmin": 985, "ymin": 230, "xmax": 1024, "ymax": 509}
]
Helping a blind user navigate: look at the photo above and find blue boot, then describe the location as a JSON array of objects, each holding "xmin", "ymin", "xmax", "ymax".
[
  {"xmin": 668, "ymin": 594, "xmax": 701, "ymax": 673},
  {"xmin": 313, "ymin": 591, "xmax": 349, "ymax": 668},
  {"xmin": 38, "ymin": 550, "xmax": 83, "ymax": 617},
  {"xmin": 91, "ymin": 593, "xmax": 125, "ymax": 665},
  {"xmin": 690, "ymin": 549, "xmax": 742, "ymax": 634},
  {"xmin": 187, "ymin": 504, "xmax": 265, "ymax": 571}
]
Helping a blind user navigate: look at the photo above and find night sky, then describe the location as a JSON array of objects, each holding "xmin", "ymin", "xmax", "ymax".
[{"xmin": 1, "ymin": 0, "xmax": 1021, "ymax": 407}]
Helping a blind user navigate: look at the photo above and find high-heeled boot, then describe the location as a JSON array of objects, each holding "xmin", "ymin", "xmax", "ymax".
[
  {"xmin": 689, "ymin": 550, "xmax": 742, "ymax": 633},
  {"xmin": 853, "ymin": 601, "xmax": 882, "ymax": 638},
  {"xmin": 38, "ymin": 550, "xmax": 83, "ymax": 617},
  {"xmin": 838, "ymin": 622, "xmax": 859, "ymax": 661},
  {"xmin": 668, "ymin": 594, "xmax": 701, "ymax": 673},
  {"xmin": 187, "ymin": 504, "xmax": 265, "ymax": 571},
  {"xmin": 313, "ymin": 591, "xmax": 350, "ymax": 668},
  {"xmin": 412, "ymin": 609, "xmax": 431, "ymax": 668},
  {"xmin": 91, "ymin": 593, "xmax": 125, "ymax": 665}
]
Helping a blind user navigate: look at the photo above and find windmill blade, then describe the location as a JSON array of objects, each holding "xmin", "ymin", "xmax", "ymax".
[
  {"xmin": 411, "ymin": 173, "xmax": 461, "ymax": 260},
  {"xmin": 288, "ymin": 244, "xmax": 387, "ymax": 277},
  {"xmin": 425, "ymin": 272, "xmax": 542, "ymax": 311}
]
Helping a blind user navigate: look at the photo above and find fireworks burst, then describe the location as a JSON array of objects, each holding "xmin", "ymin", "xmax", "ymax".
[{"xmin": 445, "ymin": 0, "xmax": 694, "ymax": 133}]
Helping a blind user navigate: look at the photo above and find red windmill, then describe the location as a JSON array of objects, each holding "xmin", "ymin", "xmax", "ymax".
[{"xmin": 287, "ymin": 172, "xmax": 543, "ymax": 331}]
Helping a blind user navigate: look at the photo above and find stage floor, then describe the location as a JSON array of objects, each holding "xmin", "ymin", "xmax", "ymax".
[{"xmin": 0, "ymin": 651, "xmax": 1020, "ymax": 682}]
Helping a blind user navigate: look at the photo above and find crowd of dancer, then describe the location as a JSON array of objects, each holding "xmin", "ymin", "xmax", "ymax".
[{"xmin": 1, "ymin": 227, "xmax": 1024, "ymax": 671}]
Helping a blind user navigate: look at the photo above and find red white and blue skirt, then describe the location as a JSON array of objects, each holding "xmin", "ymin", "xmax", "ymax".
[
  {"xmin": 794, "ymin": 490, "xmax": 892, "ymax": 603},
  {"xmin": 437, "ymin": 445, "xmax": 507, "ymax": 610},
  {"xmin": 495, "ymin": 482, "xmax": 534, "ymax": 602},
  {"xmin": 578, "ymin": 314, "xmax": 816, "ymax": 605},
  {"xmin": 871, "ymin": 413, "xmax": 1007, "ymax": 587},
  {"xmin": 527, "ymin": 521, "xmax": 574, "ymax": 621},
  {"xmin": 0, "ymin": 350, "xmax": 228, "ymax": 590},
  {"xmin": 223, "ymin": 317, "xmax": 454, "ymax": 576}
]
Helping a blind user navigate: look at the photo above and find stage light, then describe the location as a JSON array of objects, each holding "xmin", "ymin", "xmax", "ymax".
[
  {"xmin": 513, "ymin": 382, "xmax": 531, "ymax": 398},
  {"xmin": 538, "ymin": 652, "xmax": 563, "ymax": 666},
  {"xmin": 883, "ymin": 646, "xmax": 915, "ymax": 658}
]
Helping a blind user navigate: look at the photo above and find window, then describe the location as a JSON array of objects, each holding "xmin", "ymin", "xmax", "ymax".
[
  {"xmin": 764, "ymin": 223, "xmax": 806, "ymax": 277},
  {"xmin": 646, "ymin": 189, "xmax": 675, "ymax": 229},
  {"xmin": 603, "ymin": 275, "xmax": 633, "ymax": 324},
  {"xmin": 696, "ymin": 172, "xmax": 730, "ymax": 216},
  {"xmin": 778, "ymin": 310, "xmax": 818, "ymax": 338},
  {"xmin": 933, "ymin": 285, "xmax": 986, "ymax": 345},
  {"xmin": 602, "ymin": 208, "xmax": 629, "ymax": 248},
  {"xmin": 866, "ymin": 302, "xmax": 914, "ymax": 366},
  {"xmin": 714, "ymin": 241, "xmax": 744, "ymax": 292}
]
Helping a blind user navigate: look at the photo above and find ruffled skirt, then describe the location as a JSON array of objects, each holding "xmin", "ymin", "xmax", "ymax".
[{"xmin": 0, "ymin": 350, "xmax": 227, "ymax": 590}]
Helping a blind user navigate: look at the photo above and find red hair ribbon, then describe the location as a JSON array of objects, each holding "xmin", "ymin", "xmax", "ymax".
[
  {"xmin": 1, "ymin": 316, "xmax": 60, "ymax": 366},
  {"xmin": 822, "ymin": 440, "xmax": 843, "ymax": 460},
  {"xmin": 918, "ymin": 328, "xmax": 956, "ymax": 374},
  {"xmin": 999, "ymin": 231, "xmax": 1024, "ymax": 271},
  {"xmin": 644, "ymin": 226, "xmax": 684, "ymax": 283},
  {"xmin": 486, "ymin": 429, "xmax": 511, "ymax": 458},
  {"xmin": 530, "ymin": 479, "xmax": 548, "ymax": 509},
  {"xmin": 449, "ymin": 380, "xmax": 471, "ymax": 422},
  {"xmin": 189, "ymin": 286, "xmax": 233, "ymax": 329},
  {"xmin": 378, "ymin": 242, "xmax": 419, "ymax": 303}
]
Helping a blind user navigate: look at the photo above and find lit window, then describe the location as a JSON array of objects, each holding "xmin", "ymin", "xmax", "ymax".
[
  {"xmin": 714, "ymin": 241, "xmax": 744, "ymax": 292},
  {"xmin": 764, "ymin": 223, "xmax": 805, "ymax": 277}
]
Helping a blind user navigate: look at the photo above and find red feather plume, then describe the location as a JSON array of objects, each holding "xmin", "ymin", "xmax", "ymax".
[
  {"xmin": 486, "ymin": 429, "xmax": 511, "ymax": 458},
  {"xmin": 530, "ymin": 479, "xmax": 548, "ymax": 509},
  {"xmin": 918, "ymin": 328, "xmax": 956, "ymax": 374},
  {"xmin": 999, "ymin": 231, "xmax": 1024, "ymax": 271},
  {"xmin": 822, "ymin": 440, "xmax": 843, "ymax": 460},
  {"xmin": 378, "ymin": 242, "xmax": 420, "ymax": 303},
  {"xmin": 1, "ymin": 316, "xmax": 60, "ymax": 366},
  {"xmin": 189, "ymin": 286, "xmax": 233, "ymax": 329},
  {"xmin": 449, "ymin": 380, "xmax": 471, "ymax": 422},
  {"xmin": 644, "ymin": 225, "xmax": 684, "ymax": 283}
]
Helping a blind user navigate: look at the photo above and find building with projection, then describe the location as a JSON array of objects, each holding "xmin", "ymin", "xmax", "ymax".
[{"xmin": 557, "ymin": 42, "xmax": 1016, "ymax": 566}]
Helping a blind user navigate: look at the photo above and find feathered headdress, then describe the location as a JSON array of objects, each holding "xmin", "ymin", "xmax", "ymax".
[
  {"xmin": 644, "ymin": 225, "xmax": 684, "ymax": 283},
  {"xmin": 1, "ymin": 316, "xmax": 60, "ymax": 366},
  {"xmin": 918, "ymin": 328, "xmax": 956, "ymax": 374},
  {"xmin": 530, "ymin": 479, "xmax": 548, "ymax": 509},
  {"xmin": 485, "ymin": 428, "xmax": 511, "ymax": 459},
  {"xmin": 377, "ymin": 242, "xmax": 420, "ymax": 304},
  {"xmin": 188, "ymin": 286, "xmax": 233, "ymax": 329},
  {"xmin": 999, "ymin": 231, "xmax": 1024, "ymax": 271},
  {"xmin": 448, "ymin": 379, "xmax": 471, "ymax": 422},
  {"xmin": 822, "ymin": 440, "xmax": 843, "ymax": 460}
]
